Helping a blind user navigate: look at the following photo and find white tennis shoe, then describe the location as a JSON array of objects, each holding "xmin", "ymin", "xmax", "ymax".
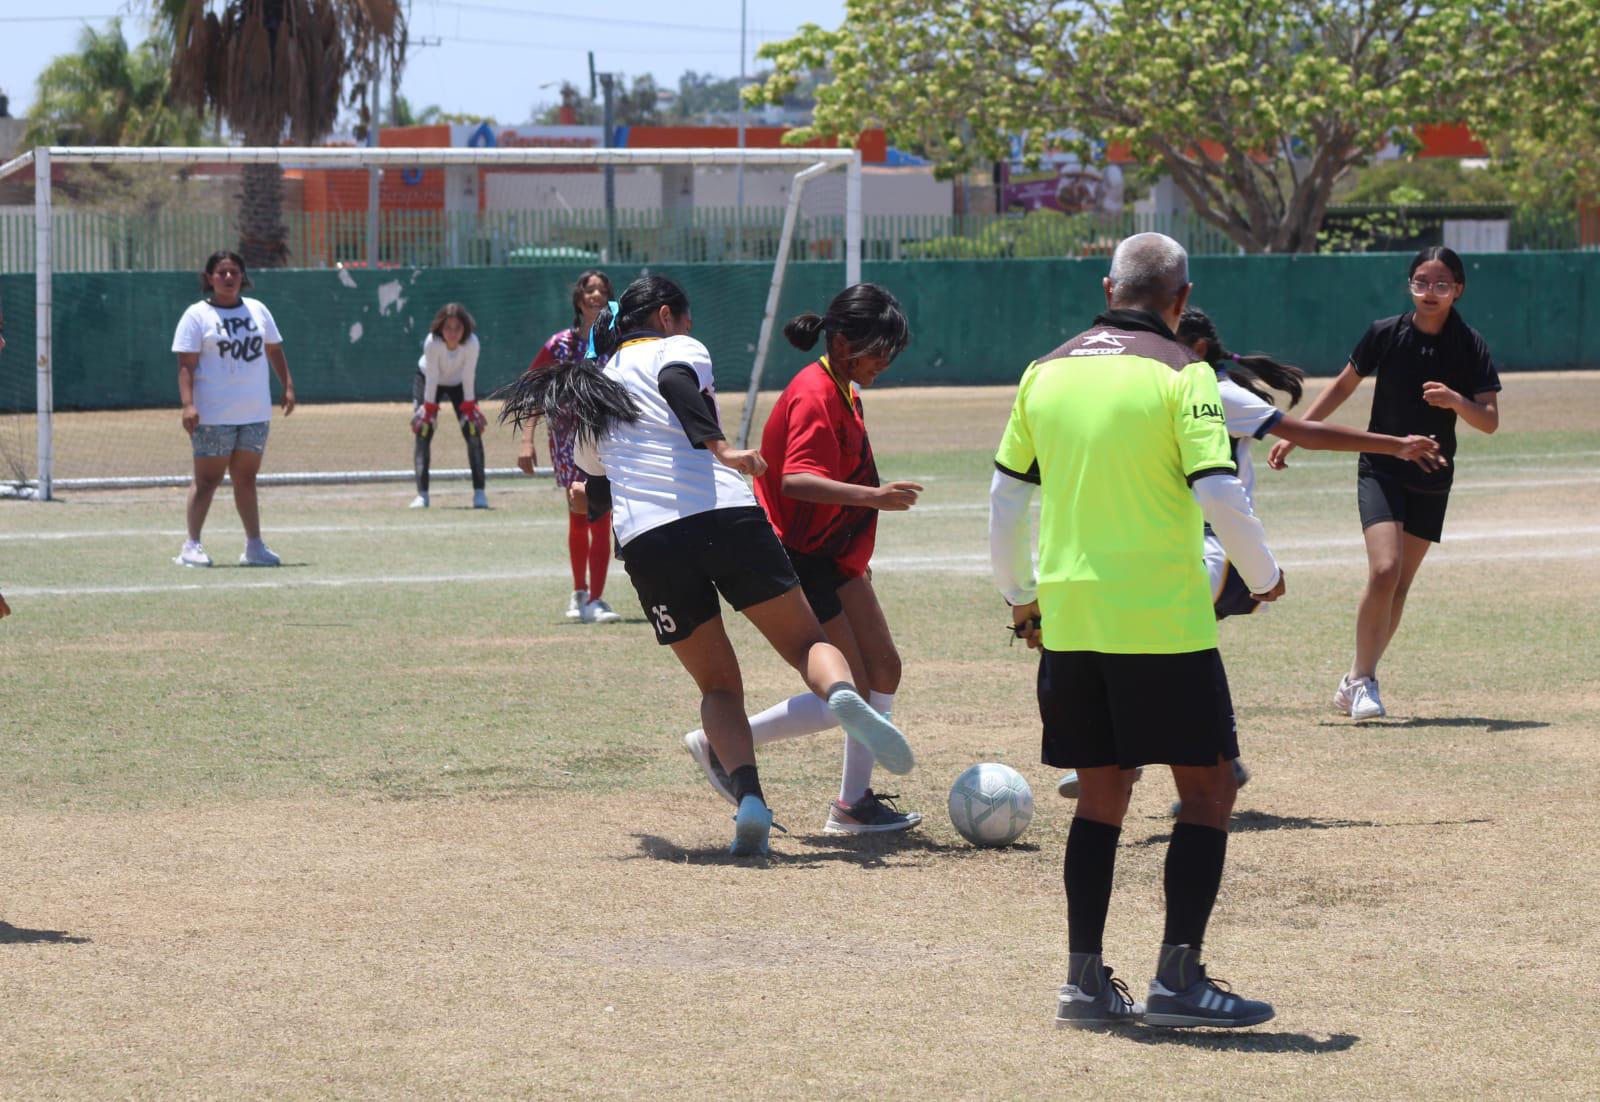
[
  {"xmin": 1349, "ymin": 677, "xmax": 1386, "ymax": 722},
  {"xmin": 173, "ymin": 540, "xmax": 212, "ymax": 568}
]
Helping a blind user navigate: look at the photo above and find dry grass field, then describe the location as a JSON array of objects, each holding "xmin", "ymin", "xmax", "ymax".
[{"xmin": 2, "ymin": 375, "xmax": 1598, "ymax": 1098}]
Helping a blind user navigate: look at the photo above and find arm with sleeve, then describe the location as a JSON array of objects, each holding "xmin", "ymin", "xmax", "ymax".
[
  {"xmin": 989, "ymin": 364, "xmax": 1041, "ymax": 606},
  {"xmin": 171, "ymin": 305, "xmax": 205, "ymax": 354},
  {"xmin": 1219, "ymin": 375, "xmax": 1283, "ymax": 439},
  {"xmin": 781, "ymin": 386, "xmax": 843, "ymax": 478},
  {"xmin": 1173, "ymin": 363, "xmax": 1281, "ymax": 593},
  {"xmin": 419, "ymin": 335, "xmax": 441, "ymax": 406},
  {"xmin": 657, "ymin": 364, "xmax": 725, "ymax": 448},
  {"xmin": 459, "ymin": 335, "xmax": 479, "ymax": 403}
]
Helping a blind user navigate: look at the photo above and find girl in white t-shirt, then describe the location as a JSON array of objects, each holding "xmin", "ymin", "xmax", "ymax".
[
  {"xmin": 499, "ymin": 274, "xmax": 913, "ymax": 858},
  {"xmin": 170, "ymin": 250, "xmax": 295, "ymax": 568},
  {"xmin": 410, "ymin": 303, "xmax": 486, "ymax": 509}
]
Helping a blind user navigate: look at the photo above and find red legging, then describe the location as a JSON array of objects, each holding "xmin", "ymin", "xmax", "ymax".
[{"xmin": 568, "ymin": 511, "xmax": 611, "ymax": 598}]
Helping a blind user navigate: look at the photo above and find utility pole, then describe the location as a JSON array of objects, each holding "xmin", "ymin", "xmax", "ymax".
[
  {"xmin": 366, "ymin": 37, "xmax": 381, "ymax": 270},
  {"xmin": 589, "ymin": 52, "xmax": 617, "ymax": 263},
  {"xmin": 736, "ymin": 0, "xmax": 746, "ymax": 261}
]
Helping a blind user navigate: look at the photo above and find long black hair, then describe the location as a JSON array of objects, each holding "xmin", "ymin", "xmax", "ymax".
[
  {"xmin": 590, "ymin": 274, "xmax": 690, "ymax": 362},
  {"xmin": 1409, "ymin": 245, "xmax": 1466, "ymax": 285},
  {"xmin": 783, "ymin": 282, "xmax": 910, "ymax": 363},
  {"xmin": 570, "ymin": 269, "xmax": 614, "ymax": 333},
  {"xmin": 1177, "ymin": 307, "xmax": 1305, "ymax": 408}
]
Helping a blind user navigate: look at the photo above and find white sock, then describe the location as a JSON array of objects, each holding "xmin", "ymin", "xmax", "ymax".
[
  {"xmin": 748, "ymin": 692, "xmax": 833, "ymax": 746},
  {"xmin": 839, "ymin": 691, "xmax": 895, "ymax": 806}
]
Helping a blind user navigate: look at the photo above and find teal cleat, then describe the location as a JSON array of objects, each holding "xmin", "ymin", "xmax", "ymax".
[
  {"xmin": 730, "ymin": 794, "xmax": 774, "ymax": 857},
  {"xmin": 826, "ymin": 689, "xmax": 914, "ymax": 775}
]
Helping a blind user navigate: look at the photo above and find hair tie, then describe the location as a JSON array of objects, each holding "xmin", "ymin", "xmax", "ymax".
[
  {"xmin": 586, "ymin": 300, "xmax": 622, "ymax": 360},
  {"xmin": 605, "ymin": 300, "xmax": 620, "ymax": 331}
]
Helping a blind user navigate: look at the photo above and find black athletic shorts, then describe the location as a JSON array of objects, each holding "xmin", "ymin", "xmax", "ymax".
[
  {"xmin": 412, "ymin": 371, "xmax": 467, "ymax": 412},
  {"xmin": 621, "ymin": 506, "xmax": 800, "ymax": 645},
  {"xmin": 1358, "ymin": 469, "xmax": 1449, "ymax": 543},
  {"xmin": 1214, "ymin": 561, "xmax": 1264, "ymax": 620},
  {"xmin": 785, "ymin": 547, "xmax": 848, "ymax": 623},
  {"xmin": 1037, "ymin": 648, "xmax": 1239, "ymax": 770}
]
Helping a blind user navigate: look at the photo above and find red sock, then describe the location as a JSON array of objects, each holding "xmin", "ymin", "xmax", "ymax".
[
  {"xmin": 586, "ymin": 513, "xmax": 612, "ymax": 599},
  {"xmin": 567, "ymin": 511, "xmax": 588, "ymax": 591}
]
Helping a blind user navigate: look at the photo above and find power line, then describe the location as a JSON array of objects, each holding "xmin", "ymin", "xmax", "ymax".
[
  {"xmin": 416, "ymin": 0, "xmax": 792, "ymax": 38},
  {"xmin": 435, "ymin": 33, "xmax": 760, "ymax": 57},
  {"xmin": 0, "ymin": 13, "xmax": 123, "ymax": 21}
]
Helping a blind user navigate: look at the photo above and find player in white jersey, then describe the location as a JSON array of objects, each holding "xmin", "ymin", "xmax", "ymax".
[
  {"xmin": 1056, "ymin": 306, "xmax": 1443, "ymax": 803},
  {"xmin": 410, "ymin": 303, "xmax": 487, "ymax": 509},
  {"xmin": 498, "ymin": 275, "xmax": 913, "ymax": 857}
]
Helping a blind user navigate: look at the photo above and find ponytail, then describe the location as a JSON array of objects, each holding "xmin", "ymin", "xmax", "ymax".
[
  {"xmin": 783, "ymin": 283, "xmax": 909, "ymax": 362},
  {"xmin": 1176, "ymin": 306, "xmax": 1304, "ymax": 409},
  {"xmin": 784, "ymin": 313, "xmax": 827, "ymax": 351}
]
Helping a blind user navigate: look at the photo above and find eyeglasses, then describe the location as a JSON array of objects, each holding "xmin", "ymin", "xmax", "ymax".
[{"xmin": 1408, "ymin": 278, "xmax": 1458, "ymax": 296}]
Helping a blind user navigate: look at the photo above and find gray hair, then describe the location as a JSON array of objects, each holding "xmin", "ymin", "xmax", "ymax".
[{"xmin": 1107, "ymin": 232, "xmax": 1190, "ymax": 308}]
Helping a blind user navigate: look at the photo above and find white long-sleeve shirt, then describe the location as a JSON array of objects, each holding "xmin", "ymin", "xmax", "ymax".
[{"xmin": 417, "ymin": 332, "xmax": 480, "ymax": 404}]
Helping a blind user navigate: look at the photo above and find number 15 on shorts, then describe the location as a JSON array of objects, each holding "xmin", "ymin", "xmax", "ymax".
[{"xmin": 650, "ymin": 605, "xmax": 677, "ymax": 635}]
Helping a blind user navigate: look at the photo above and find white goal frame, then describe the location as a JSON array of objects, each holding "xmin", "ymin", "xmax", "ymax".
[{"xmin": 0, "ymin": 144, "xmax": 862, "ymax": 499}]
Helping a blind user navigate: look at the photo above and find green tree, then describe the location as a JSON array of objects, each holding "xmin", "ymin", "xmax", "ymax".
[
  {"xmin": 25, "ymin": 19, "xmax": 204, "ymax": 149},
  {"xmin": 1336, "ymin": 160, "xmax": 1510, "ymax": 207},
  {"xmin": 750, "ymin": 1, "xmax": 1586, "ymax": 253},
  {"xmin": 534, "ymin": 75, "xmax": 664, "ymax": 128},
  {"xmin": 151, "ymin": 0, "xmax": 408, "ymax": 267}
]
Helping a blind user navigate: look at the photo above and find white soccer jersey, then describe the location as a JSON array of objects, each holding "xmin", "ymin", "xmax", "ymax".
[
  {"xmin": 417, "ymin": 332, "xmax": 480, "ymax": 403},
  {"xmin": 171, "ymin": 297, "xmax": 283, "ymax": 425},
  {"xmin": 597, "ymin": 333, "xmax": 756, "ymax": 544},
  {"xmin": 1216, "ymin": 369, "xmax": 1284, "ymax": 505}
]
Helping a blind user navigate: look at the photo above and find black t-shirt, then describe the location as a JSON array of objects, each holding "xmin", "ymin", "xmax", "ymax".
[{"xmin": 1351, "ymin": 310, "xmax": 1501, "ymax": 491}]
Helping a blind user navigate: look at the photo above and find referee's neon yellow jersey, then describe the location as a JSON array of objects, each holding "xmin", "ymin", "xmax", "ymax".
[{"xmin": 994, "ymin": 310, "xmax": 1237, "ymax": 655}]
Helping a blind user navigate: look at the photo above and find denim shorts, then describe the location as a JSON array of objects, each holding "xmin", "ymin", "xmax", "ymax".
[{"xmin": 192, "ymin": 421, "xmax": 270, "ymax": 458}]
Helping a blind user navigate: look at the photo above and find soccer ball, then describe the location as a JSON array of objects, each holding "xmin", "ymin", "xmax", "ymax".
[{"xmin": 947, "ymin": 763, "xmax": 1034, "ymax": 847}]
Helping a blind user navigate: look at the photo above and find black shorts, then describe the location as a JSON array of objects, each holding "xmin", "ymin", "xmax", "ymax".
[
  {"xmin": 621, "ymin": 506, "xmax": 800, "ymax": 645},
  {"xmin": 785, "ymin": 548, "xmax": 849, "ymax": 623},
  {"xmin": 412, "ymin": 371, "xmax": 466, "ymax": 412},
  {"xmin": 1037, "ymin": 648, "xmax": 1239, "ymax": 770},
  {"xmin": 1214, "ymin": 561, "xmax": 1264, "ymax": 620},
  {"xmin": 1358, "ymin": 470, "xmax": 1449, "ymax": 543}
]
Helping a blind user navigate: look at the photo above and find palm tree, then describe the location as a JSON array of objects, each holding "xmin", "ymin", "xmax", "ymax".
[
  {"xmin": 153, "ymin": 1, "xmax": 407, "ymax": 267},
  {"xmin": 25, "ymin": 19, "xmax": 205, "ymax": 149}
]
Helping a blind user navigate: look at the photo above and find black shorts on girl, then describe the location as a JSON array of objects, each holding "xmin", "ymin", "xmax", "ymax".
[
  {"xmin": 1357, "ymin": 468, "xmax": 1449, "ymax": 543},
  {"xmin": 621, "ymin": 506, "xmax": 800, "ymax": 644},
  {"xmin": 1037, "ymin": 648, "xmax": 1239, "ymax": 770},
  {"xmin": 785, "ymin": 547, "xmax": 849, "ymax": 623}
]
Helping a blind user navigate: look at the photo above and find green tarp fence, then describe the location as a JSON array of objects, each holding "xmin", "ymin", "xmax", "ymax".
[{"xmin": 1, "ymin": 252, "xmax": 1595, "ymax": 412}]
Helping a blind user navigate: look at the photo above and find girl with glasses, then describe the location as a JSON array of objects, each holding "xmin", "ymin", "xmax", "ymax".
[{"xmin": 1266, "ymin": 246, "xmax": 1502, "ymax": 721}]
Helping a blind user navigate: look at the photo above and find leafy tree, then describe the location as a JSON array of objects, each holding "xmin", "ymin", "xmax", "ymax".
[
  {"xmin": 151, "ymin": 0, "xmax": 408, "ymax": 267},
  {"xmin": 1336, "ymin": 159, "xmax": 1511, "ymax": 207},
  {"xmin": 750, "ymin": 1, "xmax": 1589, "ymax": 253},
  {"xmin": 535, "ymin": 75, "xmax": 664, "ymax": 128},
  {"xmin": 25, "ymin": 19, "xmax": 204, "ymax": 149}
]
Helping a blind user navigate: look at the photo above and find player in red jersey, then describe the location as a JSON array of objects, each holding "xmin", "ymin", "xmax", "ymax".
[{"xmin": 680, "ymin": 283, "xmax": 925, "ymax": 834}]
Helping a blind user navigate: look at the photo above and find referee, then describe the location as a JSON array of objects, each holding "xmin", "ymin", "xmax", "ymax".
[{"xmin": 990, "ymin": 233, "xmax": 1285, "ymax": 1029}]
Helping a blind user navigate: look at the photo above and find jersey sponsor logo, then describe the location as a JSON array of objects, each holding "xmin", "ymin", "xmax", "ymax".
[
  {"xmin": 1190, "ymin": 402, "xmax": 1225, "ymax": 423},
  {"xmin": 1070, "ymin": 330, "xmax": 1127, "ymax": 357}
]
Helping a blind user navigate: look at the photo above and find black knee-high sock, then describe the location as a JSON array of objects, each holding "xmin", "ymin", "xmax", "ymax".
[
  {"xmin": 1064, "ymin": 816, "xmax": 1121, "ymax": 956},
  {"xmin": 1163, "ymin": 822, "xmax": 1229, "ymax": 950},
  {"xmin": 414, "ymin": 432, "xmax": 432, "ymax": 494},
  {"xmin": 729, "ymin": 764, "xmax": 763, "ymax": 805},
  {"xmin": 463, "ymin": 425, "xmax": 486, "ymax": 490}
]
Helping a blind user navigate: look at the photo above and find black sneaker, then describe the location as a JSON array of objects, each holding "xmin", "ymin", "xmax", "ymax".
[
  {"xmin": 1145, "ymin": 966, "xmax": 1275, "ymax": 1028},
  {"xmin": 1055, "ymin": 967, "xmax": 1144, "ymax": 1028},
  {"xmin": 822, "ymin": 789, "xmax": 924, "ymax": 835}
]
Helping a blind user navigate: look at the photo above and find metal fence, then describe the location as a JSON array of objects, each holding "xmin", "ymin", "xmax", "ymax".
[{"xmin": 0, "ymin": 203, "xmax": 1592, "ymax": 274}]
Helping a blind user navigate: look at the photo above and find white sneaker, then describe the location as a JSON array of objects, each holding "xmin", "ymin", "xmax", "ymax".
[
  {"xmin": 565, "ymin": 589, "xmax": 588, "ymax": 620},
  {"xmin": 583, "ymin": 597, "xmax": 622, "ymax": 623},
  {"xmin": 472, "ymin": 490, "xmax": 489, "ymax": 509},
  {"xmin": 409, "ymin": 493, "xmax": 429, "ymax": 509},
  {"xmin": 1057, "ymin": 766, "xmax": 1143, "ymax": 798},
  {"xmin": 240, "ymin": 539, "xmax": 281, "ymax": 567},
  {"xmin": 1333, "ymin": 674, "xmax": 1355, "ymax": 715},
  {"xmin": 1350, "ymin": 677, "xmax": 1386, "ymax": 722},
  {"xmin": 173, "ymin": 540, "xmax": 212, "ymax": 568}
]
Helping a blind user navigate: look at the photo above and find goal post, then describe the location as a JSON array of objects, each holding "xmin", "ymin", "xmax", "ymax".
[{"xmin": 0, "ymin": 144, "xmax": 862, "ymax": 499}]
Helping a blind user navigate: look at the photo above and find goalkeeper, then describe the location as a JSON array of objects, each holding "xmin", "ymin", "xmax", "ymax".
[{"xmin": 411, "ymin": 303, "xmax": 488, "ymax": 509}]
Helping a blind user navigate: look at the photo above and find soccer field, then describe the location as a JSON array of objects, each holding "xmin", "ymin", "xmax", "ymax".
[{"xmin": 2, "ymin": 377, "xmax": 1598, "ymax": 1097}]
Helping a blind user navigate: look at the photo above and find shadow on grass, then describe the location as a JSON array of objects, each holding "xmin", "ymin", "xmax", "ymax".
[
  {"xmin": 0, "ymin": 921, "xmax": 90, "ymax": 945},
  {"xmin": 1320, "ymin": 716, "xmax": 1550, "ymax": 733},
  {"xmin": 627, "ymin": 832, "xmax": 1039, "ymax": 869},
  {"xmin": 1128, "ymin": 811, "xmax": 1492, "ymax": 847},
  {"xmin": 1120, "ymin": 1027, "xmax": 1359, "ymax": 1053}
]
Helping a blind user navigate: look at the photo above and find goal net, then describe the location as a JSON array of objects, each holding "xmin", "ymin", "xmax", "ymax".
[{"xmin": 0, "ymin": 144, "xmax": 861, "ymax": 499}]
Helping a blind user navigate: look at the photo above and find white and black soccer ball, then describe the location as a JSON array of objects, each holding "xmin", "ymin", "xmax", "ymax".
[{"xmin": 947, "ymin": 762, "xmax": 1034, "ymax": 847}]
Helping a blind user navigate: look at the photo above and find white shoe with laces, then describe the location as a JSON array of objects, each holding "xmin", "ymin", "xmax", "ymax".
[
  {"xmin": 1333, "ymin": 674, "xmax": 1356, "ymax": 715},
  {"xmin": 583, "ymin": 597, "xmax": 622, "ymax": 623},
  {"xmin": 409, "ymin": 493, "xmax": 429, "ymax": 509},
  {"xmin": 1350, "ymin": 677, "xmax": 1386, "ymax": 722},
  {"xmin": 240, "ymin": 539, "xmax": 281, "ymax": 567},
  {"xmin": 173, "ymin": 540, "xmax": 212, "ymax": 568},
  {"xmin": 565, "ymin": 589, "xmax": 588, "ymax": 620}
]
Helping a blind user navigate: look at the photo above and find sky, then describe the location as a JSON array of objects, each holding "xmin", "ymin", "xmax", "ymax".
[{"xmin": 0, "ymin": 0, "xmax": 848, "ymax": 127}]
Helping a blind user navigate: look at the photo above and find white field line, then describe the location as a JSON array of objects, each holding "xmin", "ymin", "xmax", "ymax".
[{"xmin": 9, "ymin": 532, "xmax": 1597, "ymax": 599}]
